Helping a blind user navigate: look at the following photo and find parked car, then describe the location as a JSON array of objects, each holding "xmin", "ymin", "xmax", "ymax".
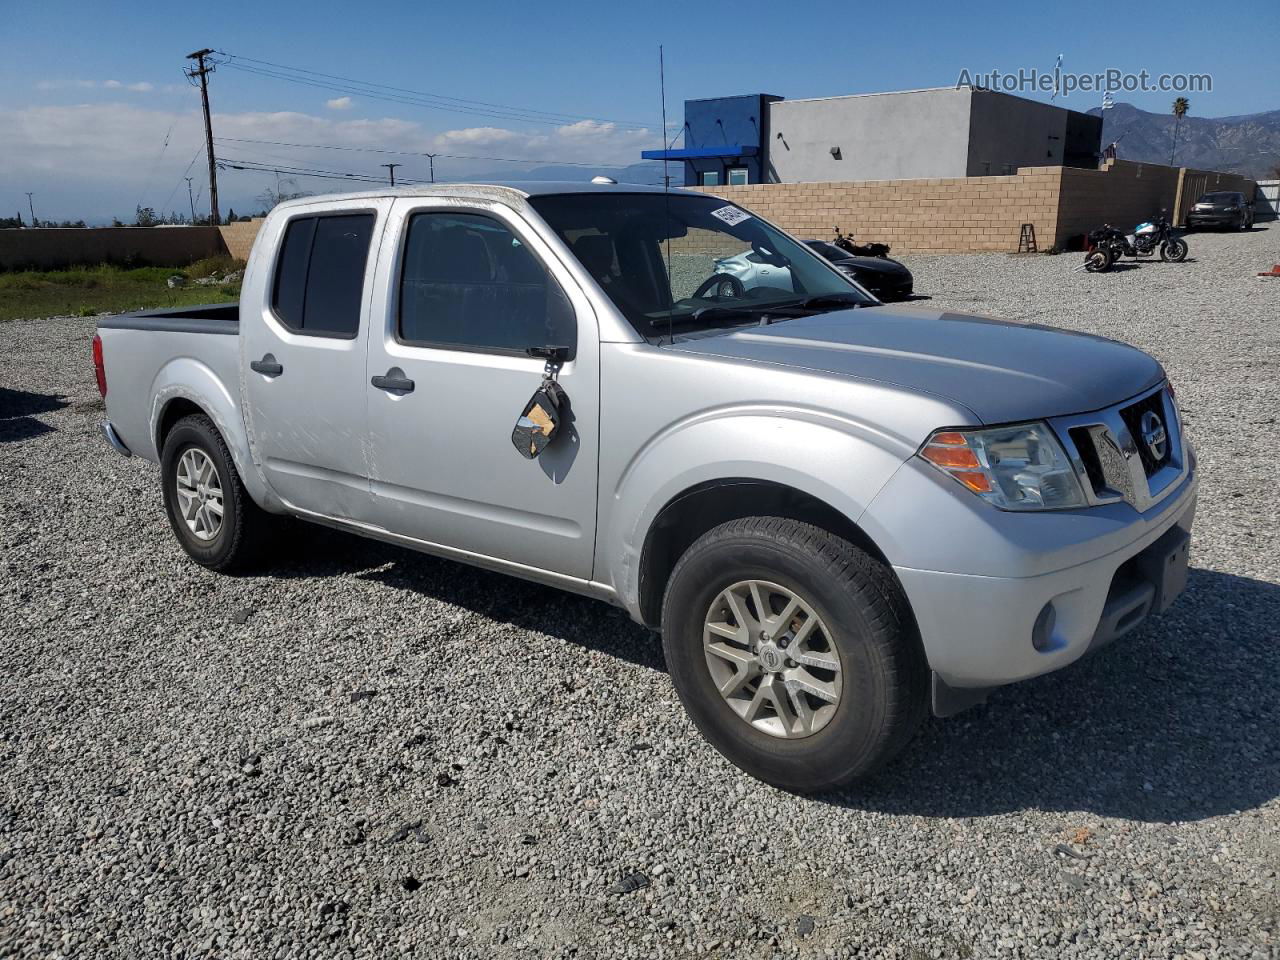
[
  {"xmin": 804, "ymin": 239, "xmax": 915, "ymax": 300},
  {"xmin": 1185, "ymin": 191, "xmax": 1254, "ymax": 231},
  {"xmin": 95, "ymin": 182, "xmax": 1196, "ymax": 793}
]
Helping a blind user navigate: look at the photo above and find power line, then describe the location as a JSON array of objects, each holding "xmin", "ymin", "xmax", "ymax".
[
  {"xmin": 211, "ymin": 135, "xmax": 636, "ymax": 168},
  {"xmin": 158, "ymin": 144, "xmax": 209, "ymax": 217},
  {"xmin": 217, "ymin": 51, "xmax": 650, "ymax": 129},
  {"xmin": 217, "ymin": 157, "xmax": 428, "ymax": 186},
  {"xmin": 220, "ymin": 61, "xmax": 615, "ymax": 129}
]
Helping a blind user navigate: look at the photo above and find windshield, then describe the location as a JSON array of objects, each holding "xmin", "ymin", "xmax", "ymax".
[
  {"xmin": 528, "ymin": 192, "xmax": 875, "ymax": 337},
  {"xmin": 1198, "ymin": 193, "xmax": 1240, "ymax": 204},
  {"xmin": 805, "ymin": 240, "xmax": 852, "ymax": 262}
]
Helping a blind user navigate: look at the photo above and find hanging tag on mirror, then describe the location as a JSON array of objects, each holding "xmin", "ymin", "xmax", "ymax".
[{"xmin": 511, "ymin": 380, "xmax": 567, "ymax": 459}]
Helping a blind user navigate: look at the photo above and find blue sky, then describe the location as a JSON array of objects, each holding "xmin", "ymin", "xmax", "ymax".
[{"xmin": 2, "ymin": 0, "xmax": 1276, "ymax": 222}]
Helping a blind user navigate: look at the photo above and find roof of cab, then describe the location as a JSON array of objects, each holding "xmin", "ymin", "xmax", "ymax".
[{"xmin": 270, "ymin": 180, "xmax": 705, "ymax": 212}]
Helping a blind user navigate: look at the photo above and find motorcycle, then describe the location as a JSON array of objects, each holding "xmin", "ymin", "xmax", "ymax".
[
  {"xmin": 1081, "ymin": 212, "xmax": 1188, "ymax": 272},
  {"xmin": 832, "ymin": 226, "xmax": 892, "ymax": 259}
]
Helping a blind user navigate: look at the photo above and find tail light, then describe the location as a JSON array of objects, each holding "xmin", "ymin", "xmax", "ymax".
[{"xmin": 92, "ymin": 333, "xmax": 107, "ymax": 398}]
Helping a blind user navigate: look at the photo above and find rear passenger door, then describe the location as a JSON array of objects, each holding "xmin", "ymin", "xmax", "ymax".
[
  {"xmin": 241, "ymin": 200, "xmax": 389, "ymax": 521},
  {"xmin": 363, "ymin": 199, "xmax": 600, "ymax": 579}
]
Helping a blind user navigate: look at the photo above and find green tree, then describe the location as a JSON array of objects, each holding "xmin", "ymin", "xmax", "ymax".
[
  {"xmin": 1170, "ymin": 97, "xmax": 1190, "ymax": 166},
  {"xmin": 135, "ymin": 205, "xmax": 160, "ymax": 227}
]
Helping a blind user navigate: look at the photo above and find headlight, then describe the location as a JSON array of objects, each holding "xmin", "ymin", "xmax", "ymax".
[
  {"xmin": 835, "ymin": 264, "xmax": 859, "ymax": 277},
  {"xmin": 919, "ymin": 423, "xmax": 1086, "ymax": 510}
]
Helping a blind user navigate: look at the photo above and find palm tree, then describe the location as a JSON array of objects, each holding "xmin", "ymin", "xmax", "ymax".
[{"xmin": 1170, "ymin": 97, "xmax": 1190, "ymax": 166}]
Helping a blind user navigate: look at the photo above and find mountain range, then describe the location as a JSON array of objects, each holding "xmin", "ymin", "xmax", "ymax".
[{"xmin": 1090, "ymin": 102, "xmax": 1280, "ymax": 179}]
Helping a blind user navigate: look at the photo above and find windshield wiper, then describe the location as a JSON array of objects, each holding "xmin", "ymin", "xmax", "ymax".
[
  {"xmin": 776, "ymin": 292, "xmax": 869, "ymax": 312},
  {"xmin": 647, "ymin": 303, "xmax": 796, "ymax": 330}
]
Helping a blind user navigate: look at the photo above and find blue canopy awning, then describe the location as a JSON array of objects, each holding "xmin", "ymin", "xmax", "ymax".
[{"xmin": 640, "ymin": 145, "xmax": 759, "ymax": 161}]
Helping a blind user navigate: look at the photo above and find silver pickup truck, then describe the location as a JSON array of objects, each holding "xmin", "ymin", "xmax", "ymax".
[{"xmin": 95, "ymin": 182, "xmax": 1197, "ymax": 792}]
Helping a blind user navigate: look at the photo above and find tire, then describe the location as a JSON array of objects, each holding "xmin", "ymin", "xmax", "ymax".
[
  {"xmin": 1160, "ymin": 238, "xmax": 1188, "ymax": 262},
  {"xmin": 660, "ymin": 517, "xmax": 928, "ymax": 793},
  {"xmin": 160, "ymin": 413, "xmax": 273, "ymax": 572},
  {"xmin": 1084, "ymin": 247, "xmax": 1112, "ymax": 272}
]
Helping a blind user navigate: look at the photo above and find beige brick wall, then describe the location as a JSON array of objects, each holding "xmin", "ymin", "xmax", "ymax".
[
  {"xmin": 1053, "ymin": 160, "xmax": 1182, "ymax": 246},
  {"xmin": 217, "ymin": 219, "xmax": 265, "ymax": 261},
  {"xmin": 74, "ymin": 163, "xmax": 1251, "ymax": 269},
  {"xmin": 691, "ymin": 159, "xmax": 1256, "ymax": 253},
  {"xmin": 689, "ymin": 168, "xmax": 1066, "ymax": 254}
]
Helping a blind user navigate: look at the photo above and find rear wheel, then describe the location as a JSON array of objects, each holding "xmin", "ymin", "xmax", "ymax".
[
  {"xmin": 660, "ymin": 517, "xmax": 928, "ymax": 793},
  {"xmin": 160, "ymin": 413, "xmax": 273, "ymax": 572}
]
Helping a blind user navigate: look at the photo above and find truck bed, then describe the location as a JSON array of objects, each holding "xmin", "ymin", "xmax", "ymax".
[
  {"xmin": 97, "ymin": 303, "xmax": 239, "ymax": 336},
  {"xmin": 97, "ymin": 304, "xmax": 242, "ymax": 462}
]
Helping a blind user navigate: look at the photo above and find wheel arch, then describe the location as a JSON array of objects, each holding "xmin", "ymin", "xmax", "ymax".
[
  {"xmin": 636, "ymin": 478, "xmax": 896, "ymax": 630},
  {"xmin": 148, "ymin": 362, "xmax": 278, "ymax": 512}
]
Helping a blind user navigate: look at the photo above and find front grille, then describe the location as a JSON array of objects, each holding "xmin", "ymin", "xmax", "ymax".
[
  {"xmin": 1052, "ymin": 384, "xmax": 1185, "ymax": 512},
  {"xmin": 1069, "ymin": 426, "xmax": 1105, "ymax": 490},
  {"xmin": 1119, "ymin": 390, "xmax": 1171, "ymax": 476}
]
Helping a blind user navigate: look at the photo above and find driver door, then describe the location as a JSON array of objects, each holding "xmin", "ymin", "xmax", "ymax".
[{"xmin": 363, "ymin": 199, "xmax": 601, "ymax": 579}]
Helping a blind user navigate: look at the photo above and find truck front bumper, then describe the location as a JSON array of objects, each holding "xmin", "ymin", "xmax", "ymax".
[{"xmin": 861, "ymin": 455, "xmax": 1198, "ymax": 701}]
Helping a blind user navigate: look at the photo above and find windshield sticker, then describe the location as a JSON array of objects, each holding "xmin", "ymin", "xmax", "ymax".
[{"xmin": 709, "ymin": 205, "xmax": 752, "ymax": 227}]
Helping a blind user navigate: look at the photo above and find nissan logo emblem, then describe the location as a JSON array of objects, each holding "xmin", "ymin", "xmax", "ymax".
[{"xmin": 1140, "ymin": 410, "xmax": 1168, "ymax": 461}]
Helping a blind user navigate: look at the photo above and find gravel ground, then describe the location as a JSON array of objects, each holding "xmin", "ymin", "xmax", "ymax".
[{"xmin": 2, "ymin": 226, "xmax": 1278, "ymax": 959}]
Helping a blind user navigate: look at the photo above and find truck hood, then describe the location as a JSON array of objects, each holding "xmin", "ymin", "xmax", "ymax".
[{"xmin": 670, "ymin": 305, "xmax": 1164, "ymax": 424}]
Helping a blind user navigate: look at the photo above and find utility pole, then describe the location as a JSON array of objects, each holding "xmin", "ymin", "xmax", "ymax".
[
  {"xmin": 25, "ymin": 192, "xmax": 36, "ymax": 227},
  {"xmin": 423, "ymin": 153, "xmax": 437, "ymax": 183},
  {"xmin": 381, "ymin": 162, "xmax": 400, "ymax": 186},
  {"xmin": 185, "ymin": 48, "xmax": 220, "ymax": 225},
  {"xmin": 185, "ymin": 177, "xmax": 196, "ymax": 222}
]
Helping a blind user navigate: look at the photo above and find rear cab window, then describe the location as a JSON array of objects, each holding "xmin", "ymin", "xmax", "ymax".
[{"xmin": 271, "ymin": 212, "xmax": 375, "ymax": 338}]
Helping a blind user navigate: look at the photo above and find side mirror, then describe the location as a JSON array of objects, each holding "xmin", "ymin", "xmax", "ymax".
[{"xmin": 511, "ymin": 374, "xmax": 569, "ymax": 460}]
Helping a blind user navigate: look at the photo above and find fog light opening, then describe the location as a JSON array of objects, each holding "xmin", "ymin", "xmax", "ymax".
[{"xmin": 1032, "ymin": 603, "xmax": 1058, "ymax": 652}]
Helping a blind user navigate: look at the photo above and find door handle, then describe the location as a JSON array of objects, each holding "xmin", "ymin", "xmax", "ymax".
[
  {"xmin": 371, "ymin": 371, "xmax": 415, "ymax": 393},
  {"xmin": 250, "ymin": 355, "xmax": 283, "ymax": 377}
]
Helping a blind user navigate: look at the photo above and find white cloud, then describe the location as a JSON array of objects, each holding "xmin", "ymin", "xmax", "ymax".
[
  {"xmin": 435, "ymin": 126, "xmax": 521, "ymax": 146},
  {"xmin": 36, "ymin": 79, "xmax": 159, "ymax": 93},
  {"xmin": 326, "ymin": 96, "xmax": 353, "ymax": 110},
  {"xmin": 0, "ymin": 102, "xmax": 660, "ymax": 222}
]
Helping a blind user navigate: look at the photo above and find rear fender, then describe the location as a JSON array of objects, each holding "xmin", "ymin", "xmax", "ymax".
[{"xmin": 149, "ymin": 357, "xmax": 280, "ymax": 511}]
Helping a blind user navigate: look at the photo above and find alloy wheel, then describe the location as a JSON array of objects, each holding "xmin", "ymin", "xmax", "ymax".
[
  {"xmin": 174, "ymin": 447, "xmax": 224, "ymax": 541},
  {"xmin": 703, "ymin": 580, "xmax": 843, "ymax": 739}
]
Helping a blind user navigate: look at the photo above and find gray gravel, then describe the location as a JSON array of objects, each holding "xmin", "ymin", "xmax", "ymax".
[{"xmin": 2, "ymin": 225, "xmax": 1278, "ymax": 959}]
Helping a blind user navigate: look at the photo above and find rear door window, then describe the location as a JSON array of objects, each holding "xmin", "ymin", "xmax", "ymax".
[{"xmin": 271, "ymin": 213, "xmax": 375, "ymax": 338}]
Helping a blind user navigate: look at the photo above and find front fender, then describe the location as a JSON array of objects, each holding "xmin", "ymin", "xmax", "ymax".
[
  {"xmin": 149, "ymin": 357, "xmax": 279, "ymax": 511},
  {"xmin": 601, "ymin": 409, "xmax": 912, "ymax": 620}
]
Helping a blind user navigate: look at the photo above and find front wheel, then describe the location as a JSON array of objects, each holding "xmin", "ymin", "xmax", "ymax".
[
  {"xmin": 1084, "ymin": 247, "xmax": 1113, "ymax": 272},
  {"xmin": 160, "ymin": 413, "xmax": 274, "ymax": 572},
  {"xmin": 660, "ymin": 517, "xmax": 928, "ymax": 793},
  {"xmin": 1160, "ymin": 238, "xmax": 1188, "ymax": 262}
]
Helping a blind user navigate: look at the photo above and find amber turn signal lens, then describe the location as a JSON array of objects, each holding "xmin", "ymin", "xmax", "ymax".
[
  {"xmin": 921, "ymin": 444, "xmax": 981, "ymax": 469},
  {"xmin": 930, "ymin": 431, "xmax": 967, "ymax": 446},
  {"xmin": 953, "ymin": 470, "xmax": 993, "ymax": 493}
]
